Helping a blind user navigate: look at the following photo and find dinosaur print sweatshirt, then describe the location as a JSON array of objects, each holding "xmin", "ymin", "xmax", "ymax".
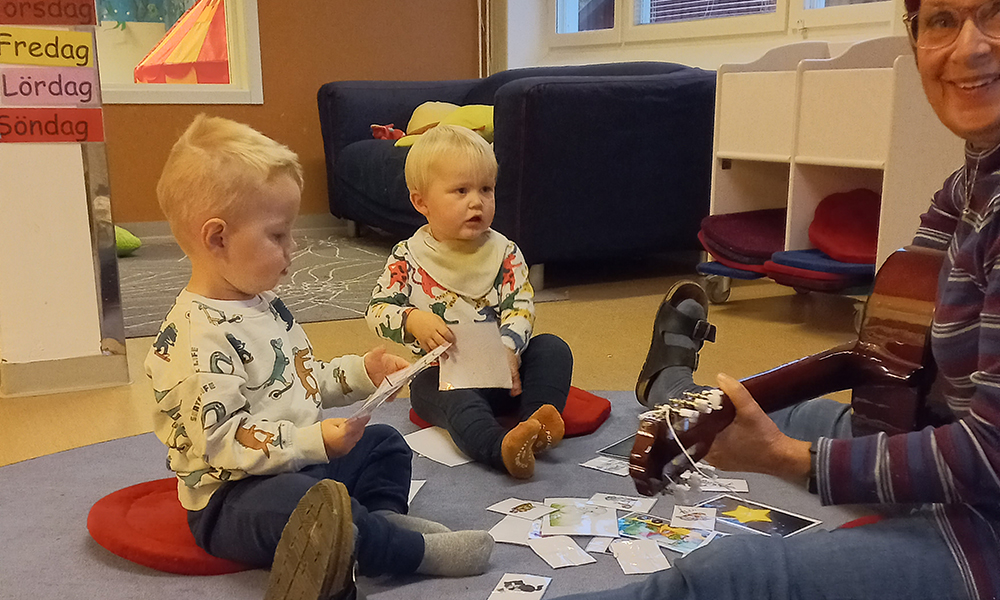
[
  {"xmin": 145, "ymin": 290, "xmax": 375, "ymax": 511},
  {"xmin": 366, "ymin": 227, "xmax": 535, "ymax": 356}
]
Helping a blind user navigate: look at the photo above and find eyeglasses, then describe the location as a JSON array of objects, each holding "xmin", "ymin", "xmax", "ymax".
[{"xmin": 904, "ymin": 0, "xmax": 1000, "ymax": 48}]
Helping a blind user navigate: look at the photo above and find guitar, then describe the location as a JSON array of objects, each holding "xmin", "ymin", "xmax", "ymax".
[{"xmin": 629, "ymin": 246, "xmax": 945, "ymax": 497}]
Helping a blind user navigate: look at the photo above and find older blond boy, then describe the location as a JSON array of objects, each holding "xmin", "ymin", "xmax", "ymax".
[
  {"xmin": 146, "ymin": 115, "xmax": 492, "ymax": 600},
  {"xmin": 366, "ymin": 125, "xmax": 573, "ymax": 479}
]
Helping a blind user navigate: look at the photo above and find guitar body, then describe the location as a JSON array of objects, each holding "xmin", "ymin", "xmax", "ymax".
[{"xmin": 630, "ymin": 246, "xmax": 944, "ymax": 496}]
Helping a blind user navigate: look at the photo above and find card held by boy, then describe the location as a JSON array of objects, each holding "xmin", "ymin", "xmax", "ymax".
[{"xmin": 438, "ymin": 322, "xmax": 512, "ymax": 390}]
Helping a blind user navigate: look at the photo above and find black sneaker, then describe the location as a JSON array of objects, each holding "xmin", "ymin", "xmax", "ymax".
[{"xmin": 264, "ymin": 479, "xmax": 357, "ymax": 600}]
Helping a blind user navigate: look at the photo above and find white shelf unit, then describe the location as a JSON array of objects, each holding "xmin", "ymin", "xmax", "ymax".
[{"xmin": 710, "ymin": 37, "xmax": 965, "ymax": 272}]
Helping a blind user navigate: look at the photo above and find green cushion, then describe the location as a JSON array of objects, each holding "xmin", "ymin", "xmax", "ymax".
[{"xmin": 115, "ymin": 226, "xmax": 142, "ymax": 257}]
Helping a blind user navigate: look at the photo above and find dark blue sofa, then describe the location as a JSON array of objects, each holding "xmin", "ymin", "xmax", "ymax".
[{"xmin": 317, "ymin": 62, "xmax": 716, "ymax": 268}]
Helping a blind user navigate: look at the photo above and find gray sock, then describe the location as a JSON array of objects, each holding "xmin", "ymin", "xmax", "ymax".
[
  {"xmin": 651, "ymin": 298, "xmax": 714, "ymax": 401},
  {"xmin": 416, "ymin": 530, "xmax": 494, "ymax": 577},
  {"xmin": 373, "ymin": 510, "xmax": 451, "ymax": 534}
]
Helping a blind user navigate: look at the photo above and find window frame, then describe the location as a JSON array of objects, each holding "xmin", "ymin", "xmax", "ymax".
[
  {"xmin": 546, "ymin": 0, "xmax": 896, "ymax": 48},
  {"xmin": 98, "ymin": 0, "xmax": 263, "ymax": 105}
]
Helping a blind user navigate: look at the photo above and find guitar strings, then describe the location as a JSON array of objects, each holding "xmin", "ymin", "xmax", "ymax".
[{"xmin": 666, "ymin": 406, "xmax": 712, "ymax": 482}]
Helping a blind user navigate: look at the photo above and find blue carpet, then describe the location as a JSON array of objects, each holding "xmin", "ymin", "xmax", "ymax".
[{"xmin": 0, "ymin": 391, "xmax": 870, "ymax": 600}]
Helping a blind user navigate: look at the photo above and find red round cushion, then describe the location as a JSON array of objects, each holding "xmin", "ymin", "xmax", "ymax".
[
  {"xmin": 409, "ymin": 386, "xmax": 611, "ymax": 437},
  {"xmin": 699, "ymin": 208, "xmax": 786, "ymax": 260},
  {"xmin": 87, "ymin": 478, "xmax": 251, "ymax": 575},
  {"xmin": 699, "ymin": 232, "xmax": 767, "ymax": 274},
  {"xmin": 808, "ymin": 188, "xmax": 881, "ymax": 264}
]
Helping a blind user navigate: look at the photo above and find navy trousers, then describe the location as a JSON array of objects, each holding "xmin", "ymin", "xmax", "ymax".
[
  {"xmin": 409, "ymin": 333, "xmax": 573, "ymax": 471},
  {"xmin": 187, "ymin": 423, "xmax": 424, "ymax": 577}
]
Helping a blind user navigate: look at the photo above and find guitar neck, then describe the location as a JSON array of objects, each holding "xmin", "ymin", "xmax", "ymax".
[{"xmin": 741, "ymin": 342, "xmax": 860, "ymax": 414}]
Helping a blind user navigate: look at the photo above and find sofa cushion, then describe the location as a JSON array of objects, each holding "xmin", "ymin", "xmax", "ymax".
[{"xmin": 333, "ymin": 139, "xmax": 424, "ymax": 236}]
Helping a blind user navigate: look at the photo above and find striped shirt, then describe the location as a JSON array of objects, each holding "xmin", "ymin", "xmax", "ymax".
[{"xmin": 816, "ymin": 142, "xmax": 1000, "ymax": 600}]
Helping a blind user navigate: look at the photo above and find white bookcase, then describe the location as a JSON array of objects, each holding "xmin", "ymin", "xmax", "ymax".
[{"xmin": 708, "ymin": 37, "xmax": 964, "ymax": 301}]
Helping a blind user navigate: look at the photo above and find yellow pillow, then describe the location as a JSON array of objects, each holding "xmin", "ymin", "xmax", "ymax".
[
  {"xmin": 439, "ymin": 104, "xmax": 494, "ymax": 143},
  {"xmin": 406, "ymin": 101, "xmax": 459, "ymax": 135},
  {"xmin": 394, "ymin": 104, "xmax": 495, "ymax": 147}
]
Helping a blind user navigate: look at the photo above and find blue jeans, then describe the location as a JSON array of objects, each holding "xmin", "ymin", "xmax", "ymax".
[
  {"xmin": 554, "ymin": 398, "xmax": 970, "ymax": 600},
  {"xmin": 187, "ymin": 423, "xmax": 424, "ymax": 577},
  {"xmin": 409, "ymin": 333, "xmax": 573, "ymax": 471}
]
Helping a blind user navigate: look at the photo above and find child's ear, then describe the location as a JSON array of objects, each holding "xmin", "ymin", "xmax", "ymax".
[
  {"xmin": 410, "ymin": 191, "xmax": 430, "ymax": 218},
  {"xmin": 200, "ymin": 218, "xmax": 227, "ymax": 255}
]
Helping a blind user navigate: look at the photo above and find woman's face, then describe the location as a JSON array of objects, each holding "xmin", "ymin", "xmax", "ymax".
[{"xmin": 918, "ymin": 0, "xmax": 1000, "ymax": 148}]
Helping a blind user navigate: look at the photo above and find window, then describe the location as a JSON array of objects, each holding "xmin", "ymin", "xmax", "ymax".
[
  {"xmin": 95, "ymin": 0, "xmax": 262, "ymax": 104},
  {"xmin": 550, "ymin": 0, "xmax": 894, "ymax": 46},
  {"xmin": 640, "ymin": 0, "xmax": 777, "ymax": 24},
  {"xmin": 556, "ymin": 0, "xmax": 616, "ymax": 32}
]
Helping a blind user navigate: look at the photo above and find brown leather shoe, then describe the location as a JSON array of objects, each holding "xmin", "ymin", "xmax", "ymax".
[
  {"xmin": 265, "ymin": 479, "xmax": 356, "ymax": 600},
  {"xmin": 501, "ymin": 419, "xmax": 541, "ymax": 479},
  {"xmin": 528, "ymin": 404, "xmax": 565, "ymax": 453}
]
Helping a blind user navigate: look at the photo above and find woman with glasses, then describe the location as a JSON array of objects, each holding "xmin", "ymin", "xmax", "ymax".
[{"xmin": 553, "ymin": 2, "xmax": 1000, "ymax": 598}]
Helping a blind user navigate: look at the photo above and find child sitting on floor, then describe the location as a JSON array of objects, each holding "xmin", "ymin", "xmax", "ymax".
[
  {"xmin": 366, "ymin": 124, "xmax": 574, "ymax": 479},
  {"xmin": 145, "ymin": 115, "xmax": 492, "ymax": 600}
]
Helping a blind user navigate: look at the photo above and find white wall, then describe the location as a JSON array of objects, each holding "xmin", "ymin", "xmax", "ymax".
[{"xmin": 507, "ymin": 0, "xmax": 909, "ymax": 70}]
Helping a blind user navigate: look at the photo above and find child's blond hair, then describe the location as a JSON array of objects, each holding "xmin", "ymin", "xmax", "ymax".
[
  {"xmin": 404, "ymin": 124, "xmax": 497, "ymax": 194},
  {"xmin": 156, "ymin": 114, "xmax": 303, "ymax": 246}
]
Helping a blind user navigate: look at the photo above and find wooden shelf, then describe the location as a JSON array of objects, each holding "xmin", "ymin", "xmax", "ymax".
[{"xmin": 709, "ymin": 37, "xmax": 965, "ymax": 271}]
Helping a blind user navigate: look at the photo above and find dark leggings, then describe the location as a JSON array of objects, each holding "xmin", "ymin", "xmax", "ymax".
[
  {"xmin": 409, "ymin": 333, "xmax": 573, "ymax": 471},
  {"xmin": 187, "ymin": 423, "xmax": 424, "ymax": 577}
]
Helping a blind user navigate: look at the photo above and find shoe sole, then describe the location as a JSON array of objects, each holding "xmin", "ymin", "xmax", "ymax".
[
  {"xmin": 264, "ymin": 479, "xmax": 355, "ymax": 600},
  {"xmin": 635, "ymin": 280, "xmax": 710, "ymax": 404}
]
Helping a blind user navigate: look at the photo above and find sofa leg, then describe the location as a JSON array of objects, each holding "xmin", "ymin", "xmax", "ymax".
[
  {"xmin": 528, "ymin": 263, "xmax": 545, "ymax": 292},
  {"xmin": 345, "ymin": 220, "xmax": 361, "ymax": 238}
]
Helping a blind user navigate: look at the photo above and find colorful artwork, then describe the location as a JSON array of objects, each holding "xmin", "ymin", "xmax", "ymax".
[{"xmin": 618, "ymin": 511, "xmax": 716, "ymax": 555}]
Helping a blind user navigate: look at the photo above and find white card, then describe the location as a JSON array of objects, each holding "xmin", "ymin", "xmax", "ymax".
[
  {"xmin": 348, "ymin": 343, "xmax": 451, "ymax": 422},
  {"xmin": 671, "ymin": 505, "xmax": 716, "ymax": 530},
  {"xmin": 408, "ymin": 479, "xmax": 425, "ymax": 504},
  {"xmin": 585, "ymin": 537, "xmax": 615, "ymax": 554},
  {"xmin": 609, "ymin": 539, "xmax": 671, "ymax": 574},
  {"xmin": 487, "ymin": 573, "xmax": 552, "ymax": 599},
  {"xmin": 588, "ymin": 493, "xmax": 656, "ymax": 513},
  {"xmin": 579, "ymin": 456, "xmax": 630, "ymax": 477},
  {"xmin": 438, "ymin": 322, "xmax": 513, "ymax": 390},
  {"xmin": 541, "ymin": 497, "xmax": 619, "ymax": 537},
  {"xmin": 698, "ymin": 478, "xmax": 750, "ymax": 493},
  {"xmin": 487, "ymin": 498, "xmax": 558, "ymax": 521},
  {"xmin": 403, "ymin": 426, "xmax": 472, "ymax": 467},
  {"xmin": 489, "ymin": 516, "xmax": 540, "ymax": 546},
  {"xmin": 527, "ymin": 536, "xmax": 597, "ymax": 569}
]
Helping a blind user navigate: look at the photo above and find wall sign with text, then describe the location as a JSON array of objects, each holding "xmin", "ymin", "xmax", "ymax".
[
  {"xmin": 0, "ymin": 107, "xmax": 103, "ymax": 142},
  {"xmin": 0, "ymin": 0, "xmax": 96, "ymax": 26},
  {"xmin": 0, "ymin": 1, "xmax": 101, "ymax": 143}
]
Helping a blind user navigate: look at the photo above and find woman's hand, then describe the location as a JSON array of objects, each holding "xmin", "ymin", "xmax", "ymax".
[
  {"xmin": 506, "ymin": 348, "xmax": 522, "ymax": 396},
  {"xmin": 363, "ymin": 346, "xmax": 410, "ymax": 387},
  {"xmin": 703, "ymin": 373, "xmax": 812, "ymax": 482},
  {"xmin": 404, "ymin": 309, "xmax": 455, "ymax": 353}
]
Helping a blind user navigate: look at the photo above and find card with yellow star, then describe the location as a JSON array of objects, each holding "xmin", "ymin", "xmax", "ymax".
[{"xmin": 695, "ymin": 494, "xmax": 821, "ymax": 537}]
